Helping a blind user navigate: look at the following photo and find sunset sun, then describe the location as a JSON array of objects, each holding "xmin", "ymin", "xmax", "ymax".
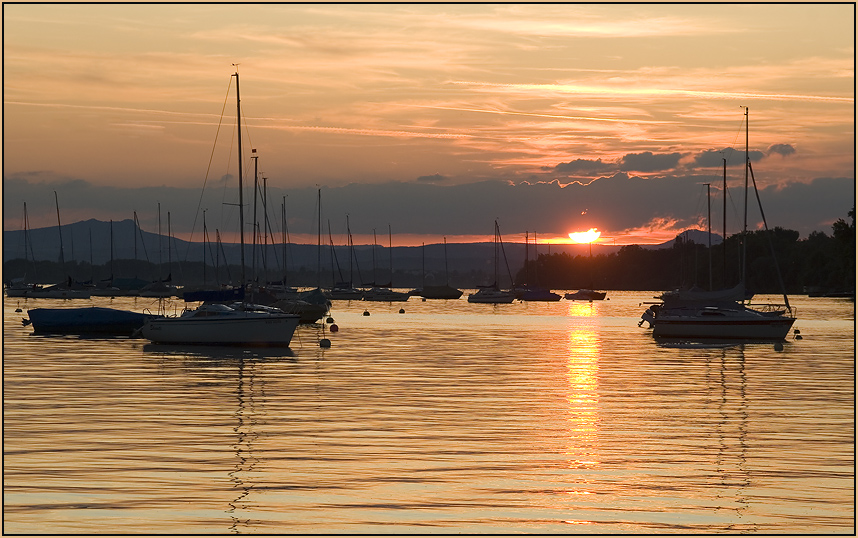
[{"xmin": 568, "ymin": 228, "xmax": 601, "ymax": 244}]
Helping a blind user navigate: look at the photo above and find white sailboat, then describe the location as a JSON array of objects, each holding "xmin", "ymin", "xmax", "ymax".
[
  {"xmin": 639, "ymin": 108, "xmax": 796, "ymax": 341},
  {"xmin": 141, "ymin": 70, "xmax": 299, "ymax": 346}
]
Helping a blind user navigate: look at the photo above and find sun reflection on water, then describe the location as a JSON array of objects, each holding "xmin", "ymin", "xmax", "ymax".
[
  {"xmin": 564, "ymin": 325, "xmax": 601, "ymax": 468},
  {"xmin": 566, "ymin": 301, "xmax": 598, "ymax": 318}
]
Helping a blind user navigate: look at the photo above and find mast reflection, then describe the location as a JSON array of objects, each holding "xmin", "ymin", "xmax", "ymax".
[
  {"xmin": 227, "ymin": 356, "xmax": 258, "ymax": 533},
  {"xmin": 706, "ymin": 346, "xmax": 754, "ymax": 532}
]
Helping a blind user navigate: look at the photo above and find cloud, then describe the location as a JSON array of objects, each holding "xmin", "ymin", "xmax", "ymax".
[
  {"xmin": 691, "ymin": 148, "xmax": 741, "ymax": 168},
  {"xmin": 690, "ymin": 148, "xmax": 767, "ymax": 168},
  {"xmin": 547, "ymin": 158, "xmax": 616, "ymax": 175},
  {"xmin": 5, "ymin": 171, "xmax": 853, "ymax": 244},
  {"xmin": 767, "ymin": 143, "xmax": 796, "ymax": 157},
  {"xmin": 619, "ymin": 152, "xmax": 683, "ymax": 172}
]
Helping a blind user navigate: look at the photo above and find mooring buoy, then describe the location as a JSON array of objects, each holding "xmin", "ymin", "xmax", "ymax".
[{"xmin": 319, "ymin": 338, "xmax": 331, "ymax": 348}]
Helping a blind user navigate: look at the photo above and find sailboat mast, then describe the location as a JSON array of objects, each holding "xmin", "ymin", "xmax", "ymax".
[
  {"xmin": 23, "ymin": 203, "xmax": 32, "ymax": 276},
  {"xmin": 54, "ymin": 191, "xmax": 65, "ymax": 273},
  {"xmin": 706, "ymin": 183, "xmax": 712, "ymax": 291},
  {"xmin": 157, "ymin": 202, "xmax": 162, "ymax": 281},
  {"xmin": 252, "ymin": 151, "xmax": 258, "ymax": 284},
  {"xmin": 524, "ymin": 231, "xmax": 529, "ymax": 287},
  {"xmin": 202, "ymin": 210, "xmax": 207, "ymax": 286},
  {"xmin": 22, "ymin": 203, "xmax": 28, "ymax": 267},
  {"xmin": 109, "ymin": 219, "xmax": 114, "ymax": 281},
  {"xmin": 167, "ymin": 211, "xmax": 173, "ymax": 281},
  {"xmin": 281, "ymin": 198, "xmax": 287, "ymax": 285},
  {"xmin": 262, "ymin": 175, "xmax": 269, "ymax": 279},
  {"xmin": 723, "ymin": 157, "xmax": 727, "ymax": 288},
  {"xmin": 444, "ymin": 236, "xmax": 450, "ymax": 286},
  {"xmin": 494, "ymin": 221, "xmax": 499, "ymax": 288},
  {"xmin": 741, "ymin": 106, "xmax": 749, "ymax": 296},
  {"xmin": 233, "ymin": 69, "xmax": 246, "ymax": 288},
  {"xmin": 133, "ymin": 211, "xmax": 139, "ymax": 279},
  {"xmin": 89, "ymin": 229, "xmax": 94, "ymax": 282},
  {"xmin": 347, "ymin": 215, "xmax": 353, "ymax": 286},
  {"xmin": 534, "ymin": 231, "xmax": 538, "ymax": 286},
  {"xmin": 388, "ymin": 224, "xmax": 393, "ymax": 287},
  {"xmin": 317, "ymin": 188, "xmax": 322, "ymax": 289}
]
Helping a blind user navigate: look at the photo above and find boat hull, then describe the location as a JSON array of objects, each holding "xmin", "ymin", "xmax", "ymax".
[
  {"xmin": 273, "ymin": 300, "xmax": 328, "ymax": 323},
  {"xmin": 363, "ymin": 289, "xmax": 410, "ymax": 302},
  {"xmin": 28, "ymin": 307, "xmax": 159, "ymax": 336},
  {"xmin": 27, "ymin": 289, "xmax": 91, "ymax": 299},
  {"xmin": 5, "ymin": 287, "xmax": 31, "ymax": 298},
  {"xmin": 326, "ymin": 289, "xmax": 365, "ymax": 300},
  {"xmin": 418, "ymin": 286, "xmax": 463, "ymax": 300},
  {"xmin": 141, "ymin": 314, "xmax": 300, "ymax": 346},
  {"xmin": 467, "ymin": 290, "xmax": 516, "ymax": 303},
  {"xmin": 652, "ymin": 316, "xmax": 796, "ymax": 340},
  {"xmin": 565, "ymin": 290, "xmax": 607, "ymax": 301},
  {"xmin": 520, "ymin": 289, "xmax": 562, "ymax": 301}
]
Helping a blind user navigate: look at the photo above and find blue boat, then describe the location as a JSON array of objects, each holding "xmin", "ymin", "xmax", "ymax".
[{"xmin": 26, "ymin": 307, "xmax": 161, "ymax": 336}]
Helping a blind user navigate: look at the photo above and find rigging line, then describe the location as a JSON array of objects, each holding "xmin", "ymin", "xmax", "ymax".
[
  {"xmin": 723, "ymin": 114, "xmax": 747, "ymax": 167},
  {"xmin": 25, "ymin": 206, "xmax": 37, "ymax": 275},
  {"xmin": 184, "ymin": 76, "xmax": 234, "ymax": 262},
  {"xmin": 725, "ymin": 185, "xmax": 742, "ymax": 237},
  {"xmin": 240, "ymin": 101, "xmax": 255, "ymax": 168},
  {"xmin": 218, "ymin": 107, "xmax": 241, "ymax": 244},
  {"xmin": 262, "ymin": 191, "xmax": 282, "ymax": 276},
  {"xmin": 693, "ymin": 183, "xmax": 708, "ymax": 226}
]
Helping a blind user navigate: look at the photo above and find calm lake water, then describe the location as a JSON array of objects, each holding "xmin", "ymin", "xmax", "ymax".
[{"xmin": 3, "ymin": 291, "xmax": 854, "ymax": 534}]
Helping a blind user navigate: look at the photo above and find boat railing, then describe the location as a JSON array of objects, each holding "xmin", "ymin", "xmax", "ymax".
[{"xmin": 747, "ymin": 302, "xmax": 797, "ymax": 317}]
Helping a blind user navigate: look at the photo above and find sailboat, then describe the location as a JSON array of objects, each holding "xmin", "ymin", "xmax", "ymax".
[
  {"xmin": 518, "ymin": 232, "xmax": 561, "ymax": 301},
  {"xmin": 639, "ymin": 108, "xmax": 796, "ymax": 341},
  {"xmin": 414, "ymin": 237, "xmax": 463, "ymax": 299},
  {"xmin": 565, "ymin": 232, "xmax": 606, "ymax": 301},
  {"xmin": 5, "ymin": 202, "xmax": 43, "ymax": 297},
  {"xmin": 141, "ymin": 70, "xmax": 300, "ymax": 346},
  {"xmin": 468, "ymin": 221, "xmax": 516, "ymax": 303},
  {"xmin": 28, "ymin": 192, "xmax": 90, "ymax": 299},
  {"xmin": 326, "ymin": 215, "xmax": 365, "ymax": 299},
  {"xmin": 364, "ymin": 225, "xmax": 410, "ymax": 301}
]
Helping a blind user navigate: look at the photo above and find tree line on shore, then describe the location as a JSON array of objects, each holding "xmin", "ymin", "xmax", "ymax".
[{"xmin": 516, "ymin": 210, "xmax": 855, "ymax": 295}]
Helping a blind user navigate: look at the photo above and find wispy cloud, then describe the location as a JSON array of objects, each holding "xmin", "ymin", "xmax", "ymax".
[
  {"xmin": 449, "ymin": 81, "xmax": 853, "ymax": 103},
  {"xmin": 399, "ymin": 103, "xmax": 675, "ymax": 124}
]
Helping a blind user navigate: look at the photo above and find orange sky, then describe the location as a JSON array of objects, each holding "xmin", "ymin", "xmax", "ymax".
[{"xmin": 3, "ymin": 4, "xmax": 854, "ymax": 246}]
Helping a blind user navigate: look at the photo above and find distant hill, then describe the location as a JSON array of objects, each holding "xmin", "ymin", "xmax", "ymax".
[
  {"xmin": 3, "ymin": 218, "xmax": 721, "ymax": 275},
  {"xmin": 654, "ymin": 228, "xmax": 724, "ymax": 249}
]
